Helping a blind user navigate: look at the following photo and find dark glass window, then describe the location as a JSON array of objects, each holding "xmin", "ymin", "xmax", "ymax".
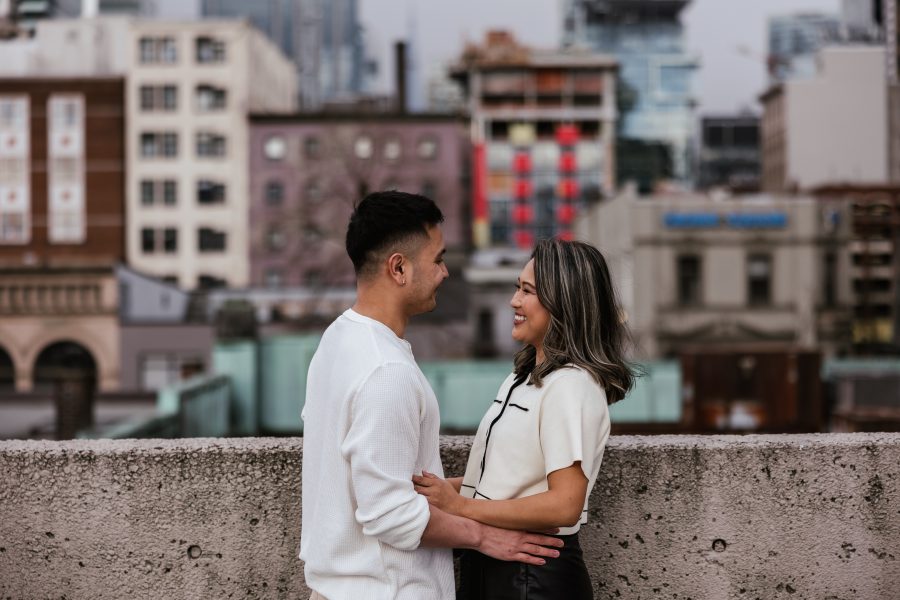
[
  {"xmin": 747, "ymin": 254, "xmax": 772, "ymax": 306},
  {"xmin": 677, "ymin": 255, "xmax": 701, "ymax": 306},
  {"xmin": 141, "ymin": 228, "xmax": 155, "ymax": 253},
  {"xmin": 198, "ymin": 227, "xmax": 226, "ymax": 252},
  {"xmin": 163, "ymin": 228, "xmax": 178, "ymax": 253}
]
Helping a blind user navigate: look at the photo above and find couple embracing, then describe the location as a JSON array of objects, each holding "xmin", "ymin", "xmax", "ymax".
[{"xmin": 300, "ymin": 191, "xmax": 634, "ymax": 599}]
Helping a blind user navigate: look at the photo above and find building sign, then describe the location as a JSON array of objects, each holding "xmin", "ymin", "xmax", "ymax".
[
  {"xmin": 664, "ymin": 212, "xmax": 788, "ymax": 230},
  {"xmin": 0, "ymin": 96, "xmax": 30, "ymax": 244},
  {"xmin": 47, "ymin": 95, "xmax": 86, "ymax": 243}
]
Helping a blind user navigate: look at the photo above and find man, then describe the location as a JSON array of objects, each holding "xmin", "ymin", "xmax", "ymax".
[{"xmin": 300, "ymin": 191, "xmax": 563, "ymax": 600}]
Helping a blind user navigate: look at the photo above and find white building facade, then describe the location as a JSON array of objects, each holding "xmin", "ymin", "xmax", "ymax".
[{"xmin": 127, "ymin": 20, "xmax": 296, "ymax": 289}]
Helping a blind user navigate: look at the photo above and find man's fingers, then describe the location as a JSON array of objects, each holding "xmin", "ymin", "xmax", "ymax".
[
  {"xmin": 521, "ymin": 543, "xmax": 560, "ymax": 558},
  {"xmin": 513, "ymin": 553, "xmax": 547, "ymax": 566},
  {"xmin": 524, "ymin": 534, "xmax": 565, "ymax": 548}
]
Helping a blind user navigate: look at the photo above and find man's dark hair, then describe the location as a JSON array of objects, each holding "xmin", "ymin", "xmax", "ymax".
[{"xmin": 346, "ymin": 191, "xmax": 444, "ymax": 277}]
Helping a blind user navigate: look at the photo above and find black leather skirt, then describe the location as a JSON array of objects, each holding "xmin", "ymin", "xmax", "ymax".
[{"xmin": 457, "ymin": 533, "xmax": 593, "ymax": 600}]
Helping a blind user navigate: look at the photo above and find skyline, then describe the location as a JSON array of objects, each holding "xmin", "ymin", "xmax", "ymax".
[{"xmin": 360, "ymin": 0, "xmax": 842, "ymax": 115}]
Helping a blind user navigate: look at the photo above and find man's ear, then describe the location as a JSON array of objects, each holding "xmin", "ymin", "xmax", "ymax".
[{"xmin": 387, "ymin": 252, "xmax": 406, "ymax": 286}]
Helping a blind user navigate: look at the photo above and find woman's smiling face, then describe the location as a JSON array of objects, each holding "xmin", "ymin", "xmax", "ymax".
[{"xmin": 510, "ymin": 259, "xmax": 551, "ymax": 359}]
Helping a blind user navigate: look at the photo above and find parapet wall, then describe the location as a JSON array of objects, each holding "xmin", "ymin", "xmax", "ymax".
[{"xmin": 1, "ymin": 434, "xmax": 898, "ymax": 599}]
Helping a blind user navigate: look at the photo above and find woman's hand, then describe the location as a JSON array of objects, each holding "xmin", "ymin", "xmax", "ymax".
[{"xmin": 413, "ymin": 471, "xmax": 466, "ymax": 516}]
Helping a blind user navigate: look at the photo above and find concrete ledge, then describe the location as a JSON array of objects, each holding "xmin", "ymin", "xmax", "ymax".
[{"xmin": 1, "ymin": 434, "xmax": 899, "ymax": 599}]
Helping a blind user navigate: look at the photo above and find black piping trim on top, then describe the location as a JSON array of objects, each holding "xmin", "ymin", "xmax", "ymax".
[
  {"xmin": 478, "ymin": 373, "xmax": 529, "ymax": 485},
  {"xmin": 508, "ymin": 403, "xmax": 529, "ymax": 412},
  {"xmin": 460, "ymin": 484, "xmax": 475, "ymax": 489},
  {"xmin": 492, "ymin": 399, "xmax": 501, "ymax": 404},
  {"xmin": 474, "ymin": 490, "xmax": 492, "ymax": 500}
]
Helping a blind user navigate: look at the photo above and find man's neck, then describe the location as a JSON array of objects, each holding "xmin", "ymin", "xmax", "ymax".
[{"xmin": 352, "ymin": 288, "xmax": 408, "ymax": 339}]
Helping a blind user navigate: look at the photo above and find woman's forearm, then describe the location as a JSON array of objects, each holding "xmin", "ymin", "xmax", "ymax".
[
  {"xmin": 458, "ymin": 489, "xmax": 582, "ymax": 531},
  {"xmin": 448, "ymin": 477, "xmax": 463, "ymax": 493}
]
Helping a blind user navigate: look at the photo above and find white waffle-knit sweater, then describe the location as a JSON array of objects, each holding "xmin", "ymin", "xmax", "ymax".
[{"xmin": 300, "ymin": 309, "xmax": 454, "ymax": 600}]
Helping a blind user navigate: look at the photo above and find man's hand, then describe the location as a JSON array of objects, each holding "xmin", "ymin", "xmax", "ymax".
[
  {"xmin": 477, "ymin": 525, "xmax": 564, "ymax": 566},
  {"xmin": 413, "ymin": 471, "xmax": 464, "ymax": 515}
]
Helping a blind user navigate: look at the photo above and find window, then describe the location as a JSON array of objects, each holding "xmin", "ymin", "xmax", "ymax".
[
  {"xmin": 263, "ymin": 135, "xmax": 286, "ymax": 160},
  {"xmin": 198, "ymin": 227, "xmax": 226, "ymax": 252},
  {"xmin": 421, "ymin": 179, "xmax": 437, "ymax": 199},
  {"xmin": 265, "ymin": 180, "xmax": 284, "ymax": 205},
  {"xmin": 197, "ymin": 180, "xmax": 225, "ymax": 205},
  {"xmin": 304, "ymin": 136, "xmax": 321, "ymax": 159},
  {"xmin": 305, "ymin": 179, "xmax": 322, "ymax": 203},
  {"xmin": 141, "ymin": 227, "xmax": 178, "ymax": 253},
  {"xmin": 196, "ymin": 85, "xmax": 226, "ymax": 111},
  {"xmin": 163, "ymin": 180, "xmax": 177, "ymax": 205},
  {"xmin": 383, "ymin": 138, "xmax": 401, "ymax": 161},
  {"xmin": 198, "ymin": 274, "xmax": 226, "ymax": 289},
  {"xmin": 747, "ymin": 254, "xmax": 772, "ymax": 306},
  {"xmin": 266, "ymin": 227, "xmax": 285, "ymax": 251},
  {"xmin": 139, "ymin": 86, "xmax": 154, "ymax": 110},
  {"xmin": 823, "ymin": 252, "xmax": 836, "ymax": 308},
  {"xmin": 140, "ymin": 180, "xmax": 177, "ymax": 206},
  {"xmin": 162, "ymin": 133, "xmax": 177, "ymax": 156},
  {"xmin": 417, "ymin": 135, "xmax": 439, "ymax": 160},
  {"xmin": 163, "ymin": 228, "xmax": 178, "ymax": 253},
  {"xmin": 354, "ymin": 135, "xmax": 373, "ymax": 159},
  {"xmin": 140, "ymin": 85, "xmax": 177, "ymax": 111},
  {"xmin": 141, "ymin": 180, "xmax": 155, "ymax": 205},
  {"xmin": 265, "ymin": 269, "xmax": 283, "ymax": 288},
  {"xmin": 162, "ymin": 86, "xmax": 176, "ymax": 110},
  {"xmin": 141, "ymin": 228, "xmax": 155, "ymax": 253},
  {"xmin": 139, "ymin": 37, "xmax": 177, "ymax": 64},
  {"xmin": 677, "ymin": 255, "xmax": 701, "ymax": 306},
  {"xmin": 196, "ymin": 132, "xmax": 226, "ymax": 158},
  {"xmin": 140, "ymin": 132, "xmax": 178, "ymax": 158},
  {"xmin": 196, "ymin": 36, "xmax": 226, "ymax": 63}
]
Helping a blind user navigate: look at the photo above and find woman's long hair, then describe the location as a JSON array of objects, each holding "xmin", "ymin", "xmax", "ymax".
[{"xmin": 513, "ymin": 239, "xmax": 636, "ymax": 404}]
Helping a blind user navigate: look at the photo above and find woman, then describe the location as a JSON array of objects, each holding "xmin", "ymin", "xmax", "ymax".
[{"xmin": 413, "ymin": 239, "xmax": 635, "ymax": 599}]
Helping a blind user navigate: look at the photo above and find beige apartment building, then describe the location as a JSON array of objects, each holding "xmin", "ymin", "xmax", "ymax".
[
  {"xmin": 127, "ymin": 20, "xmax": 296, "ymax": 289},
  {"xmin": 761, "ymin": 46, "xmax": 890, "ymax": 193},
  {"xmin": 576, "ymin": 189, "xmax": 854, "ymax": 358}
]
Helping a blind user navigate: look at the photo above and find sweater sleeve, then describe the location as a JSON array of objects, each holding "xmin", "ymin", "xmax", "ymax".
[{"xmin": 340, "ymin": 362, "xmax": 431, "ymax": 551}]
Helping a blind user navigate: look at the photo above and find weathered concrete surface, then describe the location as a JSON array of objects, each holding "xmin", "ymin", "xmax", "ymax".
[{"xmin": 1, "ymin": 434, "xmax": 899, "ymax": 599}]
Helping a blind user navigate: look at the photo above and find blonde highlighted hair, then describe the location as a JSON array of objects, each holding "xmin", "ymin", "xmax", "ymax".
[{"xmin": 514, "ymin": 239, "xmax": 636, "ymax": 404}]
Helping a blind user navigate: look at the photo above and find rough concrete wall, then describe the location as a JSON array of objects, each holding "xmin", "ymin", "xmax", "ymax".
[{"xmin": 1, "ymin": 434, "xmax": 899, "ymax": 599}]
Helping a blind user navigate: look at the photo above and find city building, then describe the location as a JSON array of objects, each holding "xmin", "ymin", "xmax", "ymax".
[
  {"xmin": 575, "ymin": 188, "xmax": 853, "ymax": 359},
  {"xmin": 248, "ymin": 111, "xmax": 469, "ymax": 289},
  {"xmin": 561, "ymin": 0, "xmax": 698, "ymax": 185},
  {"xmin": 0, "ymin": 17, "xmax": 298, "ymax": 289},
  {"xmin": 760, "ymin": 46, "xmax": 889, "ymax": 193},
  {"xmin": 0, "ymin": 77, "xmax": 127, "ymax": 397},
  {"xmin": 450, "ymin": 30, "xmax": 618, "ymax": 250},
  {"xmin": 200, "ymin": 0, "xmax": 365, "ymax": 109},
  {"xmin": 697, "ymin": 115, "xmax": 760, "ymax": 193},
  {"xmin": 767, "ymin": 12, "xmax": 842, "ymax": 83},
  {"xmin": 841, "ymin": 0, "xmax": 886, "ymax": 42},
  {"xmin": 812, "ymin": 184, "xmax": 900, "ymax": 353},
  {"xmin": 126, "ymin": 19, "xmax": 297, "ymax": 289},
  {"xmin": 246, "ymin": 110, "xmax": 472, "ymax": 358}
]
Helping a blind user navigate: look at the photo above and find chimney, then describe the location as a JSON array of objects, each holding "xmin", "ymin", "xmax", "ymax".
[{"xmin": 394, "ymin": 40, "xmax": 407, "ymax": 114}]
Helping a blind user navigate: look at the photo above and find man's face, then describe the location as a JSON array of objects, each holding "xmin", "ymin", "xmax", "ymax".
[{"xmin": 405, "ymin": 225, "xmax": 448, "ymax": 315}]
